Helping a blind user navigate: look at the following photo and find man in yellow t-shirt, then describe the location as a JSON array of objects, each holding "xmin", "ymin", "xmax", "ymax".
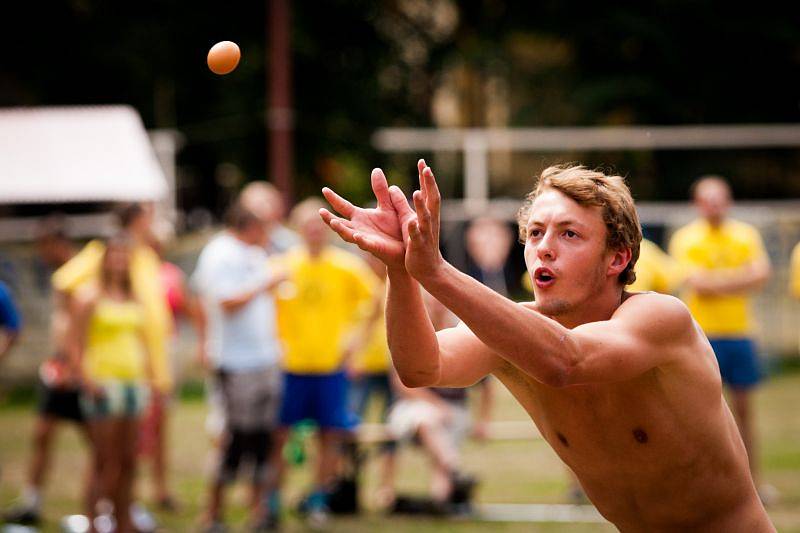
[
  {"xmin": 669, "ymin": 176, "xmax": 771, "ymax": 491},
  {"xmin": 346, "ymin": 253, "xmax": 392, "ymax": 418},
  {"xmin": 628, "ymin": 238, "xmax": 682, "ymax": 294},
  {"xmin": 272, "ymin": 198, "xmax": 376, "ymax": 522}
]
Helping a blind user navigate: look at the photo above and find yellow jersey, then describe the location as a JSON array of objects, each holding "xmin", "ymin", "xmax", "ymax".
[
  {"xmin": 52, "ymin": 240, "xmax": 174, "ymax": 391},
  {"xmin": 274, "ymin": 246, "xmax": 376, "ymax": 374},
  {"xmin": 351, "ymin": 284, "xmax": 390, "ymax": 374},
  {"xmin": 84, "ymin": 298, "xmax": 146, "ymax": 382},
  {"xmin": 669, "ymin": 219, "xmax": 767, "ymax": 337},
  {"xmin": 791, "ymin": 241, "xmax": 800, "ymax": 300},
  {"xmin": 628, "ymin": 239, "xmax": 682, "ymax": 294}
]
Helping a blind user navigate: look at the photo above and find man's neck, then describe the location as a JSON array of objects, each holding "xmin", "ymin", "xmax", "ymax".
[
  {"xmin": 306, "ymin": 244, "xmax": 324, "ymax": 258},
  {"xmin": 704, "ymin": 216, "xmax": 725, "ymax": 230},
  {"xmin": 125, "ymin": 228, "xmax": 147, "ymax": 247},
  {"xmin": 229, "ymin": 230, "xmax": 252, "ymax": 246},
  {"xmin": 547, "ymin": 285, "xmax": 625, "ymax": 329}
]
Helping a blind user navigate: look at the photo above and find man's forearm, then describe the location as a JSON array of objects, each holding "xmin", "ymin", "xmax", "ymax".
[
  {"xmin": 386, "ymin": 268, "xmax": 441, "ymax": 387},
  {"xmin": 691, "ymin": 262, "xmax": 770, "ymax": 295},
  {"xmin": 422, "ymin": 262, "xmax": 574, "ymax": 386},
  {"xmin": 220, "ymin": 285, "xmax": 263, "ymax": 313}
]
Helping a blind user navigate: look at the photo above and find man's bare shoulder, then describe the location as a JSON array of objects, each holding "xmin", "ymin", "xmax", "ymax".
[{"xmin": 614, "ymin": 291, "xmax": 698, "ymax": 344}]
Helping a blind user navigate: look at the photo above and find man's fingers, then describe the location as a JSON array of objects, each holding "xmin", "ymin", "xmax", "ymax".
[
  {"xmin": 422, "ymin": 166, "xmax": 441, "ymax": 236},
  {"xmin": 319, "ymin": 208, "xmax": 355, "ymax": 229},
  {"xmin": 371, "ymin": 168, "xmax": 393, "ymax": 210},
  {"xmin": 412, "ymin": 190, "xmax": 431, "ymax": 235},
  {"xmin": 322, "ymin": 187, "xmax": 356, "ymax": 218},
  {"xmin": 319, "ymin": 207, "xmax": 335, "ymax": 224},
  {"xmin": 389, "ymin": 185, "xmax": 415, "ymax": 219},
  {"xmin": 417, "ymin": 159, "xmax": 428, "ymax": 198},
  {"xmin": 323, "ymin": 214, "xmax": 359, "ymax": 244},
  {"xmin": 407, "ymin": 219, "xmax": 421, "ymax": 240},
  {"xmin": 422, "ymin": 166, "xmax": 441, "ymax": 210}
]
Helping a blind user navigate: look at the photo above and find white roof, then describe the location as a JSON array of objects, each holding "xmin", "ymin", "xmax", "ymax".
[{"xmin": 0, "ymin": 105, "xmax": 168, "ymax": 204}]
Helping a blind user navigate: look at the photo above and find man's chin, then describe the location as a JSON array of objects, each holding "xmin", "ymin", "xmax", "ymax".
[{"xmin": 534, "ymin": 296, "xmax": 574, "ymax": 317}]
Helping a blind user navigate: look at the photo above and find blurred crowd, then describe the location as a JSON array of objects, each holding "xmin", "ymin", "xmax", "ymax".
[
  {"xmin": 0, "ymin": 182, "xmax": 502, "ymax": 532},
  {"xmin": 0, "ymin": 173, "xmax": 799, "ymax": 532}
]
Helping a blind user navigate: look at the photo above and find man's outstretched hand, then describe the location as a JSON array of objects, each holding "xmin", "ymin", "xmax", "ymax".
[
  {"xmin": 320, "ymin": 160, "xmax": 445, "ymax": 280},
  {"xmin": 320, "ymin": 168, "xmax": 414, "ymax": 269},
  {"xmin": 404, "ymin": 159, "xmax": 444, "ymax": 280}
]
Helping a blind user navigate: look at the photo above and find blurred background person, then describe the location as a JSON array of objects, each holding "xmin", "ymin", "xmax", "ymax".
[
  {"xmin": 0, "ymin": 276, "xmax": 21, "ymax": 365},
  {"xmin": 465, "ymin": 216, "xmax": 516, "ymax": 299},
  {"xmin": 343, "ymin": 252, "xmax": 397, "ymax": 509},
  {"xmin": 51, "ymin": 203, "xmax": 174, "ymax": 513},
  {"xmin": 791, "ymin": 241, "xmax": 800, "ymax": 353},
  {"xmin": 461, "ymin": 217, "xmax": 508, "ymax": 440},
  {"xmin": 4, "ymin": 217, "xmax": 82, "ymax": 527},
  {"xmin": 272, "ymin": 198, "xmax": 376, "ymax": 526},
  {"xmin": 385, "ymin": 290, "xmax": 482, "ymax": 516},
  {"xmin": 70, "ymin": 236, "xmax": 153, "ymax": 533},
  {"xmin": 239, "ymin": 181, "xmax": 300, "ymax": 255},
  {"xmin": 669, "ymin": 175, "xmax": 773, "ymax": 502},
  {"xmin": 628, "ymin": 237, "xmax": 683, "ymax": 294},
  {"xmin": 190, "ymin": 201, "xmax": 284, "ymax": 532},
  {"xmin": 137, "ymin": 233, "xmax": 207, "ymax": 512}
]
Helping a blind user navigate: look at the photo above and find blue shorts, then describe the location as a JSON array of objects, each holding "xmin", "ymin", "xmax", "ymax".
[
  {"xmin": 709, "ymin": 338, "xmax": 762, "ymax": 390},
  {"xmin": 279, "ymin": 372, "xmax": 354, "ymax": 430}
]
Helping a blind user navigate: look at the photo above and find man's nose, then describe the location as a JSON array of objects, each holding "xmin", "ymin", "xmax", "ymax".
[{"xmin": 537, "ymin": 231, "xmax": 556, "ymax": 261}]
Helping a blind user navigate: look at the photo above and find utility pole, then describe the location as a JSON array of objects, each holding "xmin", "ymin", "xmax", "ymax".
[{"xmin": 268, "ymin": 0, "xmax": 293, "ymax": 206}]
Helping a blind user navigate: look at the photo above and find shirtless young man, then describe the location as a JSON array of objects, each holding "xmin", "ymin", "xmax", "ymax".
[{"xmin": 319, "ymin": 161, "xmax": 773, "ymax": 532}]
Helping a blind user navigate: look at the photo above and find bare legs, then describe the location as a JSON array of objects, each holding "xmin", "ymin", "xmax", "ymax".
[{"xmin": 88, "ymin": 417, "xmax": 140, "ymax": 533}]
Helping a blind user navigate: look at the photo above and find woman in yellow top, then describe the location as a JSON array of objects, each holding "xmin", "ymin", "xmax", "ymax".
[{"xmin": 71, "ymin": 236, "xmax": 152, "ymax": 533}]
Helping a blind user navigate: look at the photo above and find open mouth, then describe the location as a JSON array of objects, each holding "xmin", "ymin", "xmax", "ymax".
[{"xmin": 534, "ymin": 267, "xmax": 556, "ymax": 288}]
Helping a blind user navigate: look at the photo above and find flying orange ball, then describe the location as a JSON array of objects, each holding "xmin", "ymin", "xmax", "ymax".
[{"xmin": 207, "ymin": 41, "xmax": 241, "ymax": 75}]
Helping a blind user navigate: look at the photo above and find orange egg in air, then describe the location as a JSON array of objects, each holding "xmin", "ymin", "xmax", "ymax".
[{"xmin": 207, "ymin": 41, "xmax": 241, "ymax": 75}]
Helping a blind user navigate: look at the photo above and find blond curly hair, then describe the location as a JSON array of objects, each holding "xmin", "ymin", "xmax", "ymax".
[{"xmin": 516, "ymin": 165, "xmax": 642, "ymax": 286}]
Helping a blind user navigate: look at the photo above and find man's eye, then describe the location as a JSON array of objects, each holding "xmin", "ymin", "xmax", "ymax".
[
  {"xmin": 529, "ymin": 229, "xmax": 541, "ymax": 238},
  {"xmin": 565, "ymin": 230, "xmax": 577, "ymax": 238}
]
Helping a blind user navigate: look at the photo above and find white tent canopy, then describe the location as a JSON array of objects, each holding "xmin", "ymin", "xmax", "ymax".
[{"xmin": 0, "ymin": 105, "xmax": 168, "ymax": 204}]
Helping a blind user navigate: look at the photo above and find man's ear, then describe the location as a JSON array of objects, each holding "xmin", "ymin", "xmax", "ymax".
[{"xmin": 607, "ymin": 247, "xmax": 633, "ymax": 278}]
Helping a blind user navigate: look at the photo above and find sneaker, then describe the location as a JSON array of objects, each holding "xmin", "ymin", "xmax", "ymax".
[
  {"xmin": 93, "ymin": 512, "xmax": 116, "ymax": 533},
  {"xmin": 2, "ymin": 506, "xmax": 40, "ymax": 526},
  {"xmin": 306, "ymin": 507, "xmax": 329, "ymax": 530},
  {"xmin": 130, "ymin": 502, "xmax": 158, "ymax": 533},
  {"xmin": 60, "ymin": 514, "xmax": 91, "ymax": 533},
  {"xmin": 306, "ymin": 491, "xmax": 329, "ymax": 529}
]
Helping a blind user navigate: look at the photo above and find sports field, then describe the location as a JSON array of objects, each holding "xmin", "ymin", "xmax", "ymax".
[{"xmin": 1, "ymin": 372, "xmax": 799, "ymax": 532}]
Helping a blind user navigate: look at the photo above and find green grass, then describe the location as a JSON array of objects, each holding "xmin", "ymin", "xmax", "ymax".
[{"xmin": 1, "ymin": 374, "xmax": 799, "ymax": 532}]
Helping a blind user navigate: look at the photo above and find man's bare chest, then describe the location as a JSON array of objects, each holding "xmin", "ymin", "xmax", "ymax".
[{"xmin": 495, "ymin": 366, "xmax": 696, "ymax": 475}]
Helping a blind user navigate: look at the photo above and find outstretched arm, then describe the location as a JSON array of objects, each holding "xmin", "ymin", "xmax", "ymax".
[
  {"xmin": 398, "ymin": 163, "xmax": 693, "ymax": 387},
  {"xmin": 423, "ymin": 264, "xmax": 693, "ymax": 386},
  {"xmin": 321, "ymin": 161, "xmax": 500, "ymax": 389}
]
